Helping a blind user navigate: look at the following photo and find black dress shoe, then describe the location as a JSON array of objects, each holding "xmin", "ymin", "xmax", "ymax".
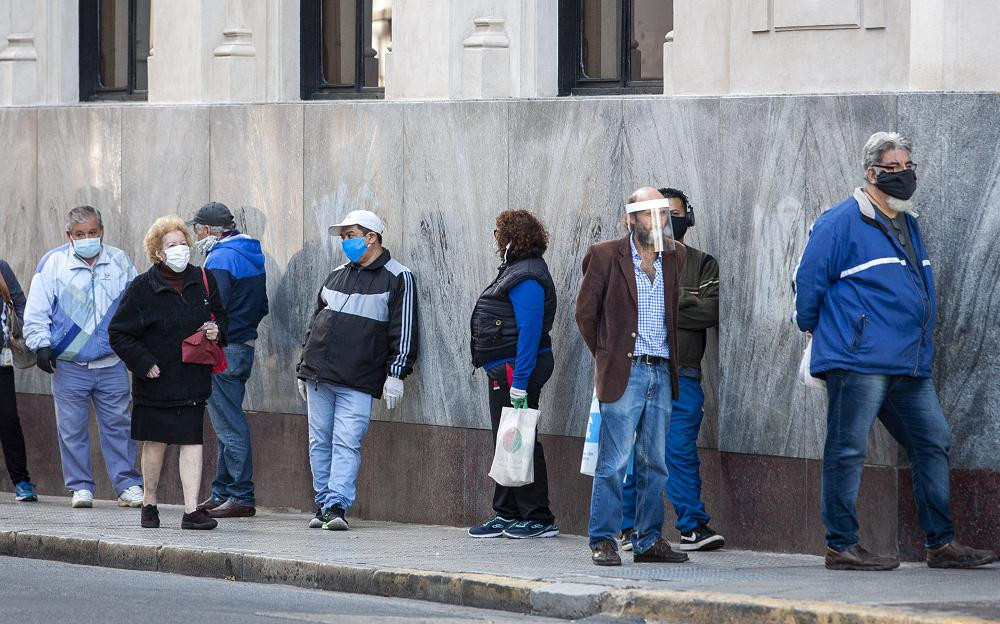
[
  {"xmin": 634, "ymin": 538, "xmax": 689, "ymax": 563},
  {"xmin": 927, "ymin": 541, "xmax": 998, "ymax": 569},
  {"xmin": 825, "ymin": 544, "xmax": 899, "ymax": 571},
  {"xmin": 592, "ymin": 540, "xmax": 622, "ymax": 566},
  {"xmin": 182, "ymin": 509, "xmax": 219, "ymax": 530},
  {"xmin": 208, "ymin": 500, "xmax": 257, "ymax": 518},
  {"xmin": 140, "ymin": 504, "xmax": 160, "ymax": 529}
]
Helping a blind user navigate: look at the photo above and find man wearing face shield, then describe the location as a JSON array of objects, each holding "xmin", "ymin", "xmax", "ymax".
[
  {"xmin": 22, "ymin": 205, "xmax": 144, "ymax": 509},
  {"xmin": 576, "ymin": 187, "xmax": 688, "ymax": 566},
  {"xmin": 796, "ymin": 132, "xmax": 997, "ymax": 571},
  {"xmin": 188, "ymin": 202, "xmax": 268, "ymax": 519},
  {"xmin": 297, "ymin": 210, "xmax": 418, "ymax": 531}
]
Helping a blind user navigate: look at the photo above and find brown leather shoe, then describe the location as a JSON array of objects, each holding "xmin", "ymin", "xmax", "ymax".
[
  {"xmin": 634, "ymin": 538, "xmax": 689, "ymax": 563},
  {"xmin": 825, "ymin": 544, "xmax": 899, "ymax": 571},
  {"xmin": 197, "ymin": 497, "xmax": 223, "ymax": 512},
  {"xmin": 927, "ymin": 541, "xmax": 998, "ymax": 569},
  {"xmin": 207, "ymin": 500, "xmax": 257, "ymax": 518},
  {"xmin": 592, "ymin": 540, "xmax": 622, "ymax": 566}
]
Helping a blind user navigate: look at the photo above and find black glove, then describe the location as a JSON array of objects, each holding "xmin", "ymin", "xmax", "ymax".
[{"xmin": 35, "ymin": 346, "xmax": 57, "ymax": 374}]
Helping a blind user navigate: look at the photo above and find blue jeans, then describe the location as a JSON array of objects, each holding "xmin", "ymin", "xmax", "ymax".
[
  {"xmin": 50, "ymin": 360, "xmax": 141, "ymax": 493},
  {"xmin": 823, "ymin": 370, "xmax": 954, "ymax": 551},
  {"xmin": 588, "ymin": 360, "xmax": 671, "ymax": 553},
  {"xmin": 621, "ymin": 370, "xmax": 710, "ymax": 534},
  {"xmin": 306, "ymin": 381, "xmax": 373, "ymax": 512},
  {"xmin": 206, "ymin": 343, "xmax": 256, "ymax": 506}
]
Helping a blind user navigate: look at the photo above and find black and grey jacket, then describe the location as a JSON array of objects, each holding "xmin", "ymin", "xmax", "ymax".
[{"xmin": 297, "ymin": 249, "xmax": 418, "ymax": 398}]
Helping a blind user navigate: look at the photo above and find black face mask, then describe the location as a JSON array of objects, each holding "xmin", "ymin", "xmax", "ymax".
[
  {"xmin": 670, "ymin": 215, "xmax": 689, "ymax": 240},
  {"xmin": 874, "ymin": 168, "xmax": 917, "ymax": 200}
]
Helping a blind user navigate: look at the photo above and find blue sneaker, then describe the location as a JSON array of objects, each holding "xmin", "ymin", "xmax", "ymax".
[
  {"xmin": 503, "ymin": 519, "xmax": 559, "ymax": 539},
  {"xmin": 15, "ymin": 481, "xmax": 37, "ymax": 502},
  {"xmin": 468, "ymin": 514, "xmax": 517, "ymax": 538}
]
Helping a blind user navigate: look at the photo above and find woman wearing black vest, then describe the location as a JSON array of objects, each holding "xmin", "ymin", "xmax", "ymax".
[{"xmin": 469, "ymin": 210, "xmax": 558, "ymax": 539}]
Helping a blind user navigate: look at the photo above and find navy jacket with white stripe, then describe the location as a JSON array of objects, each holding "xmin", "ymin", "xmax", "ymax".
[
  {"xmin": 297, "ymin": 248, "xmax": 418, "ymax": 398},
  {"xmin": 795, "ymin": 188, "xmax": 936, "ymax": 378}
]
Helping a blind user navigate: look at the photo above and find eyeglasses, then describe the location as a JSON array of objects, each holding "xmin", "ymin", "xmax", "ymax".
[{"xmin": 871, "ymin": 163, "xmax": 917, "ymax": 173}]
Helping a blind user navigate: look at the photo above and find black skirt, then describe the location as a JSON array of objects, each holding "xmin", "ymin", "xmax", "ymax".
[{"xmin": 131, "ymin": 403, "xmax": 205, "ymax": 445}]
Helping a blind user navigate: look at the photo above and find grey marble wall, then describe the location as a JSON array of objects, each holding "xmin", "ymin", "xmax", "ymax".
[{"xmin": 2, "ymin": 93, "xmax": 998, "ymax": 470}]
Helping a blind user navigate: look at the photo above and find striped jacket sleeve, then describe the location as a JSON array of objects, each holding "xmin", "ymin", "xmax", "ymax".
[{"xmin": 386, "ymin": 269, "xmax": 418, "ymax": 380}]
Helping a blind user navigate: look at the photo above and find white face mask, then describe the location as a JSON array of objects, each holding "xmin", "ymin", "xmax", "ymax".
[{"xmin": 162, "ymin": 245, "xmax": 190, "ymax": 272}]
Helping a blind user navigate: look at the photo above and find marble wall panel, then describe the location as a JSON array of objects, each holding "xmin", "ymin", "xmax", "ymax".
[
  {"xmin": 622, "ymin": 97, "xmax": 723, "ymax": 448},
  {"xmin": 120, "ymin": 106, "xmax": 211, "ymax": 271},
  {"xmin": 507, "ymin": 98, "xmax": 625, "ymax": 437},
  {"xmin": 295, "ymin": 102, "xmax": 406, "ymax": 420},
  {"xmin": 397, "ymin": 101, "xmax": 509, "ymax": 430},
  {"xmin": 716, "ymin": 94, "xmax": 899, "ymax": 463},
  {"xmin": 209, "ymin": 104, "xmax": 304, "ymax": 415},
  {"xmin": 18, "ymin": 106, "xmax": 123, "ymax": 395},
  {"xmin": 0, "ymin": 108, "xmax": 45, "ymax": 395},
  {"xmin": 898, "ymin": 93, "xmax": 1000, "ymax": 471}
]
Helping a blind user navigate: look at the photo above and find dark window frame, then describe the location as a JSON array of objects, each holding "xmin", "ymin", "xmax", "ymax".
[
  {"xmin": 558, "ymin": 0, "xmax": 665, "ymax": 96},
  {"xmin": 79, "ymin": 0, "xmax": 149, "ymax": 102},
  {"xmin": 301, "ymin": 0, "xmax": 385, "ymax": 100}
]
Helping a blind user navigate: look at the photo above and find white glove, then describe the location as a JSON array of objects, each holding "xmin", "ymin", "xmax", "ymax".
[
  {"xmin": 509, "ymin": 386, "xmax": 528, "ymax": 409},
  {"xmin": 297, "ymin": 378, "xmax": 307, "ymax": 402},
  {"xmin": 383, "ymin": 376, "xmax": 404, "ymax": 410}
]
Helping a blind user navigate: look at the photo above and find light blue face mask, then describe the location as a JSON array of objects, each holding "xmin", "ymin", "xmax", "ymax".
[
  {"xmin": 73, "ymin": 237, "xmax": 102, "ymax": 259},
  {"xmin": 341, "ymin": 236, "xmax": 368, "ymax": 263}
]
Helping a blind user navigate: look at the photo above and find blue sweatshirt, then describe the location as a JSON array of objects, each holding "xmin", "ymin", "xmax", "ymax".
[
  {"xmin": 483, "ymin": 279, "xmax": 548, "ymax": 390},
  {"xmin": 204, "ymin": 232, "xmax": 268, "ymax": 343}
]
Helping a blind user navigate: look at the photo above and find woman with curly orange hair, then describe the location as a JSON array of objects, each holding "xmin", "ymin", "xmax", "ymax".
[{"xmin": 468, "ymin": 209, "xmax": 559, "ymax": 539}]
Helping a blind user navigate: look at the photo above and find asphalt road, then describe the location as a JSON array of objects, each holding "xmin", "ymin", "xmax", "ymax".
[{"xmin": 0, "ymin": 556, "xmax": 633, "ymax": 624}]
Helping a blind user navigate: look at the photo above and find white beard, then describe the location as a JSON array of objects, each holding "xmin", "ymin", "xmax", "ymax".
[{"xmin": 886, "ymin": 195, "xmax": 919, "ymax": 217}]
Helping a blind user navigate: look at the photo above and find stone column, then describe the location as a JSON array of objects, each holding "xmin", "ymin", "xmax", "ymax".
[
  {"xmin": 461, "ymin": 17, "xmax": 510, "ymax": 99},
  {"xmin": 0, "ymin": 0, "xmax": 78, "ymax": 105},
  {"xmin": 0, "ymin": 32, "xmax": 38, "ymax": 105}
]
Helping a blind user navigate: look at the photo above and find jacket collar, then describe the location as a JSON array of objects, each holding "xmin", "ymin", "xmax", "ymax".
[
  {"xmin": 854, "ymin": 186, "xmax": 920, "ymax": 221},
  {"xmin": 147, "ymin": 263, "xmax": 203, "ymax": 294},
  {"xmin": 350, "ymin": 248, "xmax": 391, "ymax": 271},
  {"xmin": 65, "ymin": 245, "xmax": 112, "ymax": 271}
]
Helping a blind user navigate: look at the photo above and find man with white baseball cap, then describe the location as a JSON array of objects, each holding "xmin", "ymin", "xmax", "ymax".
[{"xmin": 296, "ymin": 209, "xmax": 418, "ymax": 531}]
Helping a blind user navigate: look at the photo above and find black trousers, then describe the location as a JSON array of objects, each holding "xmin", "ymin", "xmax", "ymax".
[
  {"xmin": 486, "ymin": 351, "xmax": 555, "ymax": 523},
  {"xmin": 0, "ymin": 366, "xmax": 30, "ymax": 485}
]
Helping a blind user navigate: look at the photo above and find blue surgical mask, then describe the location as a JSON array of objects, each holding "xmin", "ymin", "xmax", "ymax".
[
  {"xmin": 73, "ymin": 237, "xmax": 102, "ymax": 259},
  {"xmin": 341, "ymin": 237, "xmax": 368, "ymax": 263}
]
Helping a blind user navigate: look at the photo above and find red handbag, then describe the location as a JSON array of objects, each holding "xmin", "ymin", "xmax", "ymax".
[{"xmin": 180, "ymin": 268, "xmax": 227, "ymax": 374}]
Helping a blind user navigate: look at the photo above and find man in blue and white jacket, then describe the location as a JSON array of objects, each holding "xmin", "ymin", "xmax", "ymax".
[
  {"xmin": 189, "ymin": 202, "xmax": 268, "ymax": 518},
  {"xmin": 795, "ymin": 132, "xmax": 997, "ymax": 571},
  {"xmin": 23, "ymin": 206, "xmax": 143, "ymax": 509}
]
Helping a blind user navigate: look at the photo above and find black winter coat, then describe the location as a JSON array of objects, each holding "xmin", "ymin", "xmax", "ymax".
[{"xmin": 109, "ymin": 264, "xmax": 228, "ymax": 408}]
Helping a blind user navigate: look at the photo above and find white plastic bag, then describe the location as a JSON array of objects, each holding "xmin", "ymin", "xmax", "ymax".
[
  {"xmin": 798, "ymin": 335, "xmax": 826, "ymax": 390},
  {"xmin": 489, "ymin": 406, "xmax": 539, "ymax": 487},
  {"xmin": 580, "ymin": 391, "xmax": 601, "ymax": 476}
]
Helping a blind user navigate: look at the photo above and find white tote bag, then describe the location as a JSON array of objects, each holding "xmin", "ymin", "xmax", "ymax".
[
  {"xmin": 580, "ymin": 391, "xmax": 601, "ymax": 476},
  {"xmin": 798, "ymin": 335, "xmax": 826, "ymax": 390},
  {"xmin": 488, "ymin": 406, "xmax": 539, "ymax": 487}
]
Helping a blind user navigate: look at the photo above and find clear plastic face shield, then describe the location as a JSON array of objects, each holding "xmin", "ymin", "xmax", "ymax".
[{"xmin": 626, "ymin": 198, "xmax": 675, "ymax": 253}]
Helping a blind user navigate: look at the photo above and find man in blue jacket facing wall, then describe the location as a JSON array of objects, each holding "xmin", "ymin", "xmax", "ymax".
[
  {"xmin": 795, "ymin": 132, "xmax": 996, "ymax": 571},
  {"xmin": 189, "ymin": 202, "xmax": 268, "ymax": 518}
]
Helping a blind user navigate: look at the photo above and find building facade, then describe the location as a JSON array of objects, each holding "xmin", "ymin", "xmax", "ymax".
[{"xmin": 1, "ymin": 1, "xmax": 998, "ymax": 558}]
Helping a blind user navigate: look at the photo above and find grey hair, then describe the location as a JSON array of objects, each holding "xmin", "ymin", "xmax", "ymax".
[
  {"xmin": 199, "ymin": 224, "xmax": 227, "ymax": 236},
  {"xmin": 66, "ymin": 205, "xmax": 102, "ymax": 232},
  {"xmin": 862, "ymin": 132, "xmax": 913, "ymax": 173}
]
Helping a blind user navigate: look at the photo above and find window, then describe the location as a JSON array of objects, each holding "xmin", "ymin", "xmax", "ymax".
[
  {"xmin": 301, "ymin": 0, "xmax": 392, "ymax": 99},
  {"xmin": 79, "ymin": 0, "xmax": 151, "ymax": 101},
  {"xmin": 558, "ymin": 0, "xmax": 672, "ymax": 95}
]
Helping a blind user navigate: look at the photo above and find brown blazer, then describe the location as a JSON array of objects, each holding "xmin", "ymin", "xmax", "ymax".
[{"xmin": 575, "ymin": 235, "xmax": 686, "ymax": 403}]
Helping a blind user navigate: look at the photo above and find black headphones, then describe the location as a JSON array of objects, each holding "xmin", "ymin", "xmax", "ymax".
[{"xmin": 658, "ymin": 187, "xmax": 695, "ymax": 228}]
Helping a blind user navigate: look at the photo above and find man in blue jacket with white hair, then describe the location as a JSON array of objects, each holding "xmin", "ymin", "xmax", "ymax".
[
  {"xmin": 795, "ymin": 132, "xmax": 997, "ymax": 571},
  {"xmin": 189, "ymin": 202, "xmax": 268, "ymax": 518}
]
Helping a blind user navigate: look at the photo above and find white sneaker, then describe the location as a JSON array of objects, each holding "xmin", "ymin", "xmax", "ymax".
[
  {"xmin": 71, "ymin": 489, "xmax": 94, "ymax": 508},
  {"xmin": 117, "ymin": 485, "xmax": 144, "ymax": 508}
]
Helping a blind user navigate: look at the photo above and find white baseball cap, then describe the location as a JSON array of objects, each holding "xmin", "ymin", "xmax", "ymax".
[{"xmin": 328, "ymin": 210, "xmax": 384, "ymax": 236}]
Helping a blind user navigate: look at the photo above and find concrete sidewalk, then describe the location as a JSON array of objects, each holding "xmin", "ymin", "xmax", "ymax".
[{"xmin": 1, "ymin": 497, "xmax": 997, "ymax": 623}]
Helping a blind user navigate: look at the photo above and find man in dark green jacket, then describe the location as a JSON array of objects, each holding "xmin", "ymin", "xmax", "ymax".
[{"xmin": 619, "ymin": 187, "xmax": 724, "ymax": 552}]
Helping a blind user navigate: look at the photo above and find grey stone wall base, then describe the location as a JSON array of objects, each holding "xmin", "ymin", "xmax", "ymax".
[{"xmin": 4, "ymin": 530, "xmax": 994, "ymax": 624}]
